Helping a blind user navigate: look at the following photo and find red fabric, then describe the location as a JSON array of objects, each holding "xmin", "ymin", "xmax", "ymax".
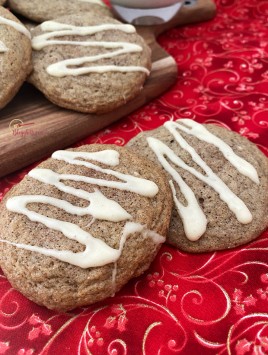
[{"xmin": 1, "ymin": 0, "xmax": 268, "ymax": 354}]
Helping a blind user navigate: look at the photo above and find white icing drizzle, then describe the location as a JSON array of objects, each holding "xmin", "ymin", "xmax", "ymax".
[
  {"xmin": 0, "ymin": 40, "xmax": 8, "ymax": 53},
  {"xmin": 51, "ymin": 150, "xmax": 159, "ymax": 197},
  {"xmin": 28, "ymin": 169, "xmax": 131, "ymax": 222},
  {"xmin": 1, "ymin": 219, "xmax": 162, "ymax": 268},
  {"xmin": 147, "ymin": 138, "xmax": 207, "ymax": 241},
  {"xmin": 169, "ymin": 180, "xmax": 207, "ymax": 241},
  {"xmin": 0, "ymin": 16, "xmax": 31, "ymax": 39},
  {"xmin": 31, "ymin": 21, "xmax": 150, "ymax": 77},
  {"xmin": 78, "ymin": 0, "xmax": 105, "ymax": 5},
  {"xmin": 33, "ymin": 22, "xmax": 136, "ymax": 49},
  {"xmin": 4, "ymin": 149, "xmax": 161, "ymax": 269},
  {"xmin": 5, "ymin": 195, "xmax": 120, "ymax": 268},
  {"xmin": 147, "ymin": 120, "xmax": 257, "ymax": 241},
  {"xmin": 111, "ymin": 222, "xmax": 164, "ymax": 295},
  {"xmin": 173, "ymin": 119, "xmax": 259, "ymax": 184}
]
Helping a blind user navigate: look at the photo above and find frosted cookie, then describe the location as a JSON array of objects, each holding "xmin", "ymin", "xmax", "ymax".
[
  {"xmin": 0, "ymin": 7, "xmax": 32, "ymax": 109},
  {"xmin": 128, "ymin": 119, "xmax": 268, "ymax": 253},
  {"xmin": 7, "ymin": 0, "xmax": 113, "ymax": 23},
  {"xmin": 28, "ymin": 14, "xmax": 151, "ymax": 114},
  {"xmin": 0, "ymin": 144, "xmax": 172, "ymax": 311}
]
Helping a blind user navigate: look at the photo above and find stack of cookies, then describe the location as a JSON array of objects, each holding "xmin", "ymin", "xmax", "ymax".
[
  {"xmin": 0, "ymin": 120, "xmax": 267, "ymax": 311},
  {"xmin": 0, "ymin": 1, "xmax": 267, "ymax": 312},
  {"xmin": 0, "ymin": 0, "xmax": 151, "ymax": 112}
]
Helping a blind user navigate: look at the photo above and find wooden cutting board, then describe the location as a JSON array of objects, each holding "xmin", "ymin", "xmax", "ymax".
[{"xmin": 0, "ymin": 0, "xmax": 216, "ymax": 178}]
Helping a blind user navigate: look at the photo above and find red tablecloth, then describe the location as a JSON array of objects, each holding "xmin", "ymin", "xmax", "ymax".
[{"xmin": 1, "ymin": 0, "xmax": 268, "ymax": 354}]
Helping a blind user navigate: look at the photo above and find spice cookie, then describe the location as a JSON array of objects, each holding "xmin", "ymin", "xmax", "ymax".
[
  {"xmin": 0, "ymin": 144, "xmax": 172, "ymax": 311},
  {"xmin": 128, "ymin": 119, "xmax": 268, "ymax": 253},
  {"xmin": 28, "ymin": 14, "xmax": 151, "ymax": 114},
  {"xmin": 0, "ymin": 6, "xmax": 32, "ymax": 110},
  {"xmin": 7, "ymin": 0, "xmax": 113, "ymax": 23}
]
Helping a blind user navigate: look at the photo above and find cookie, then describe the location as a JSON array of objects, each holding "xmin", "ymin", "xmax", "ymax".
[
  {"xmin": 0, "ymin": 144, "xmax": 172, "ymax": 311},
  {"xmin": 127, "ymin": 119, "xmax": 268, "ymax": 253},
  {"xmin": 28, "ymin": 13, "xmax": 151, "ymax": 114},
  {"xmin": 0, "ymin": 1, "xmax": 6, "ymax": 6},
  {"xmin": 0, "ymin": 6, "xmax": 32, "ymax": 109},
  {"xmin": 7, "ymin": 0, "xmax": 113, "ymax": 23}
]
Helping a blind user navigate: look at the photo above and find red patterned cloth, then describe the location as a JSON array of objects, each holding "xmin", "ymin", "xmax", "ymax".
[{"xmin": 1, "ymin": 0, "xmax": 268, "ymax": 354}]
